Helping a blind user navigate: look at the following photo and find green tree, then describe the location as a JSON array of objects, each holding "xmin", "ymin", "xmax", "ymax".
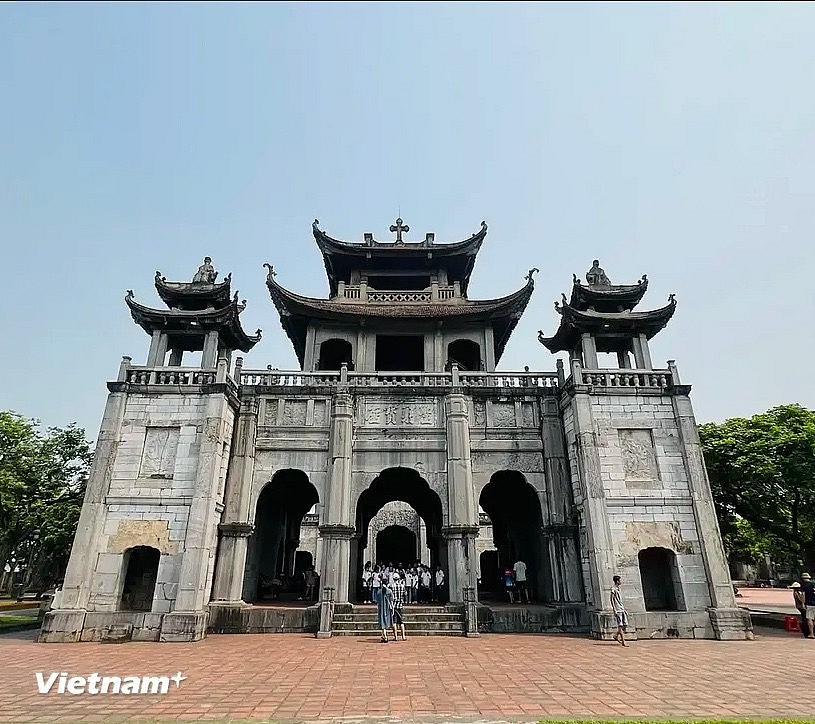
[
  {"xmin": 700, "ymin": 404, "xmax": 815, "ymax": 573},
  {"xmin": 0, "ymin": 412, "xmax": 91, "ymax": 594}
]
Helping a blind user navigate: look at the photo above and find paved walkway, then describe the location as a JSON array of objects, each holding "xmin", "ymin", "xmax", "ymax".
[{"xmin": 1, "ymin": 628, "xmax": 812, "ymax": 722}]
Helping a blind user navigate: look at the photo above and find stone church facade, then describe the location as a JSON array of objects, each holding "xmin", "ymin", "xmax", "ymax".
[{"xmin": 40, "ymin": 220, "xmax": 752, "ymax": 643}]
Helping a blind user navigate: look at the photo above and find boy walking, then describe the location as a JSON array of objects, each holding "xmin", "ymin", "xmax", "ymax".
[{"xmin": 610, "ymin": 575, "xmax": 628, "ymax": 646}]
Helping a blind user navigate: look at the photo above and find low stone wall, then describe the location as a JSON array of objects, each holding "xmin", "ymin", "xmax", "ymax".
[
  {"xmin": 208, "ymin": 604, "xmax": 319, "ymax": 634},
  {"xmin": 478, "ymin": 604, "xmax": 589, "ymax": 634}
]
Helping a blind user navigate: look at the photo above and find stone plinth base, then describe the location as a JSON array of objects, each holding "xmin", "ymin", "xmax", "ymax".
[
  {"xmin": 160, "ymin": 611, "xmax": 208, "ymax": 642},
  {"xmin": 479, "ymin": 604, "xmax": 589, "ymax": 634},
  {"xmin": 709, "ymin": 607, "xmax": 754, "ymax": 640},
  {"xmin": 208, "ymin": 604, "xmax": 318, "ymax": 634},
  {"xmin": 38, "ymin": 609, "xmax": 87, "ymax": 643}
]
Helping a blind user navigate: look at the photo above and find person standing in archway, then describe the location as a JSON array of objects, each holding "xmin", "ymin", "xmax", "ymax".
[
  {"xmin": 513, "ymin": 558, "xmax": 530, "ymax": 604},
  {"xmin": 362, "ymin": 562, "xmax": 373, "ymax": 604},
  {"xmin": 391, "ymin": 571, "xmax": 407, "ymax": 641},
  {"xmin": 371, "ymin": 565, "xmax": 382, "ymax": 605},
  {"xmin": 434, "ymin": 566, "xmax": 446, "ymax": 602}
]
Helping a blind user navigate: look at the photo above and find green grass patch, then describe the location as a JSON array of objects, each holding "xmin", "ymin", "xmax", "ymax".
[{"xmin": 0, "ymin": 614, "xmax": 38, "ymax": 628}]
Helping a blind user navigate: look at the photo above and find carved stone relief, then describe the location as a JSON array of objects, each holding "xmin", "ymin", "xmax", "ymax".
[
  {"xmin": 282, "ymin": 400, "xmax": 307, "ymax": 426},
  {"xmin": 139, "ymin": 427, "xmax": 180, "ymax": 478},
  {"xmin": 471, "ymin": 451, "xmax": 544, "ymax": 473},
  {"xmin": 472, "ymin": 401, "xmax": 486, "ymax": 427},
  {"xmin": 263, "ymin": 400, "xmax": 278, "ymax": 426},
  {"xmin": 522, "ymin": 402, "xmax": 535, "ymax": 428},
  {"xmin": 360, "ymin": 398, "xmax": 437, "ymax": 427},
  {"xmin": 615, "ymin": 521, "xmax": 694, "ymax": 567},
  {"xmin": 619, "ymin": 429, "xmax": 659, "ymax": 487},
  {"xmin": 491, "ymin": 403, "xmax": 516, "ymax": 428},
  {"xmin": 313, "ymin": 400, "xmax": 328, "ymax": 426}
]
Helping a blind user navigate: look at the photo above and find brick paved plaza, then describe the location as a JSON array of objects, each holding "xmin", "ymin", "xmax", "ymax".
[{"xmin": 0, "ymin": 628, "xmax": 812, "ymax": 722}]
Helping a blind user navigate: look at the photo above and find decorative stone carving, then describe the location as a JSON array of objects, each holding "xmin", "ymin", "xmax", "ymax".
[
  {"xmin": 313, "ymin": 400, "xmax": 327, "ymax": 426},
  {"xmin": 360, "ymin": 399, "xmax": 437, "ymax": 427},
  {"xmin": 471, "ymin": 451, "xmax": 544, "ymax": 473},
  {"xmin": 263, "ymin": 400, "xmax": 278, "ymax": 426},
  {"xmin": 619, "ymin": 429, "xmax": 659, "ymax": 486},
  {"xmin": 282, "ymin": 400, "xmax": 307, "ymax": 426},
  {"xmin": 139, "ymin": 427, "xmax": 180, "ymax": 478},
  {"xmin": 522, "ymin": 403, "xmax": 535, "ymax": 428},
  {"xmin": 491, "ymin": 403, "xmax": 516, "ymax": 428},
  {"xmin": 585, "ymin": 259, "xmax": 611, "ymax": 287},
  {"xmin": 472, "ymin": 401, "xmax": 486, "ymax": 427},
  {"xmin": 192, "ymin": 256, "xmax": 217, "ymax": 284}
]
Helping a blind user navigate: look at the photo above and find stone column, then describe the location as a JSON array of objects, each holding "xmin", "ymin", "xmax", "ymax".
[
  {"xmin": 161, "ymin": 375, "xmax": 234, "ymax": 642},
  {"xmin": 168, "ymin": 348, "xmax": 183, "ymax": 366},
  {"xmin": 201, "ymin": 330, "xmax": 220, "ymax": 368},
  {"xmin": 631, "ymin": 334, "xmax": 653, "ymax": 369},
  {"xmin": 540, "ymin": 396, "xmax": 584, "ymax": 603},
  {"xmin": 147, "ymin": 330, "xmax": 169, "ymax": 366},
  {"xmin": 568, "ymin": 387, "xmax": 616, "ymax": 625},
  {"xmin": 211, "ymin": 397, "xmax": 258, "ymax": 603},
  {"xmin": 319, "ymin": 389, "xmax": 354, "ymax": 602},
  {"xmin": 580, "ymin": 333, "xmax": 598, "ymax": 369},
  {"xmin": 40, "ymin": 366, "xmax": 129, "ymax": 642},
  {"xmin": 444, "ymin": 393, "xmax": 478, "ymax": 602}
]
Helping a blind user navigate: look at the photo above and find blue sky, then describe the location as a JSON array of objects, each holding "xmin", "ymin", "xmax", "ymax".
[{"xmin": 1, "ymin": 2, "xmax": 814, "ymax": 437}]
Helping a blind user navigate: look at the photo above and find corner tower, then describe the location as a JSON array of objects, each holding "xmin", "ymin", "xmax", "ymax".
[{"xmin": 540, "ymin": 260, "xmax": 752, "ymax": 640}]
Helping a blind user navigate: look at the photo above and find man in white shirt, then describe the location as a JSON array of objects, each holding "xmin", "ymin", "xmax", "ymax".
[
  {"xmin": 434, "ymin": 566, "xmax": 445, "ymax": 602},
  {"xmin": 513, "ymin": 559, "xmax": 530, "ymax": 603},
  {"xmin": 610, "ymin": 575, "xmax": 628, "ymax": 646}
]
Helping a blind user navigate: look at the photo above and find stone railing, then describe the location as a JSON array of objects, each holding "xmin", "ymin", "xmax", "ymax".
[
  {"xmin": 366, "ymin": 290, "xmax": 432, "ymax": 303},
  {"xmin": 236, "ymin": 364, "xmax": 560, "ymax": 390},
  {"xmin": 575, "ymin": 361, "xmax": 677, "ymax": 390},
  {"xmin": 125, "ymin": 365, "xmax": 218, "ymax": 386},
  {"xmin": 337, "ymin": 284, "xmax": 456, "ymax": 303}
]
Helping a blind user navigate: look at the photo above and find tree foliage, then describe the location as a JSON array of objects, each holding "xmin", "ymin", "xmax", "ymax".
[
  {"xmin": 700, "ymin": 404, "xmax": 815, "ymax": 572},
  {"xmin": 0, "ymin": 412, "xmax": 91, "ymax": 593}
]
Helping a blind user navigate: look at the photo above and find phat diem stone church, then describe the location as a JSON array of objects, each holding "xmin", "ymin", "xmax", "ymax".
[{"xmin": 41, "ymin": 219, "xmax": 752, "ymax": 643}]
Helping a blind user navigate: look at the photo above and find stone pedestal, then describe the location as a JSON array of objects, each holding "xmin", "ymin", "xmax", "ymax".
[
  {"xmin": 708, "ymin": 607, "xmax": 754, "ymax": 640},
  {"xmin": 38, "ymin": 609, "xmax": 87, "ymax": 643},
  {"xmin": 159, "ymin": 611, "xmax": 209, "ymax": 642},
  {"xmin": 319, "ymin": 525, "xmax": 354, "ymax": 604},
  {"xmin": 443, "ymin": 526, "xmax": 478, "ymax": 603},
  {"xmin": 211, "ymin": 523, "xmax": 254, "ymax": 602}
]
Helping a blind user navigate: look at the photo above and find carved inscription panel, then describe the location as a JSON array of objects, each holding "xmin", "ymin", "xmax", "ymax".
[
  {"xmin": 360, "ymin": 398, "xmax": 438, "ymax": 427},
  {"xmin": 619, "ymin": 428, "xmax": 659, "ymax": 487},
  {"xmin": 139, "ymin": 427, "xmax": 180, "ymax": 478},
  {"xmin": 491, "ymin": 402, "xmax": 517, "ymax": 428},
  {"xmin": 282, "ymin": 400, "xmax": 307, "ymax": 426}
]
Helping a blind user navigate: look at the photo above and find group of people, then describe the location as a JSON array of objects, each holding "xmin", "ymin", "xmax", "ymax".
[
  {"xmin": 791, "ymin": 571, "xmax": 815, "ymax": 638},
  {"xmin": 362, "ymin": 562, "xmax": 446, "ymax": 643}
]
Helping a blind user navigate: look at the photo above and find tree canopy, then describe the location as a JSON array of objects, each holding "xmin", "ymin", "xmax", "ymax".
[
  {"xmin": 699, "ymin": 403, "xmax": 815, "ymax": 573},
  {"xmin": 0, "ymin": 411, "xmax": 91, "ymax": 593}
]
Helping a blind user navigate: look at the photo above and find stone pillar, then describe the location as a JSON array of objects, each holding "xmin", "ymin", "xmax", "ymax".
[
  {"xmin": 444, "ymin": 393, "xmax": 478, "ymax": 602},
  {"xmin": 168, "ymin": 348, "xmax": 183, "ymax": 366},
  {"xmin": 201, "ymin": 331, "xmax": 220, "ymax": 368},
  {"xmin": 484, "ymin": 326, "xmax": 496, "ymax": 372},
  {"xmin": 211, "ymin": 398, "xmax": 258, "ymax": 603},
  {"xmin": 540, "ymin": 396, "xmax": 583, "ymax": 603},
  {"xmin": 631, "ymin": 334, "xmax": 653, "ymax": 369},
  {"xmin": 568, "ymin": 390, "xmax": 616, "ymax": 625},
  {"xmin": 147, "ymin": 330, "xmax": 169, "ymax": 366},
  {"xmin": 616, "ymin": 350, "xmax": 632, "ymax": 369},
  {"xmin": 319, "ymin": 390, "xmax": 354, "ymax": 602},
  {"xmin": 580, "ymin": 333, "xmax": 598, "ymax": 368},
  {"xmin": 670, "ymin": 385, "xmax": 751, "ymax": 638},
  {"xmin": 39, "ymin": 385, "xmax": 129, "ymax": 642},
  {"xmin": 161, "ymin": 382, "xmax": 233, "ymax": 642}
]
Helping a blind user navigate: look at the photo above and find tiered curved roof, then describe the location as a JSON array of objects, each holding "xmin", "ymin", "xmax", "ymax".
[
  {"xmin": 154, "ymin": 271, "xmax": 233, "ymax": 310},
  {"xmin": 313, "ymin": 220, "xmax": 488, "ymax": 295},
  {"xmin": 266, "ymin": 267, "xmax": 535, "ymax": 366},
  {"xmin": 569, "ymin": 274, "xmax": 648, "ymax": 313}
]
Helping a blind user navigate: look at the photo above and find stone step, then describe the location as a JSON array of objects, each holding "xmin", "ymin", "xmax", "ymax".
[
  {"xmin": 333, "ymin": 613, "xmax": 463, "ymax": 622},
  {"xmin": 350, "ymin": 606, "xmax": 451, "ymax": 614},
  {"xmin": 332, "ymin": 620, "xmax": 464, "ymax": 632},
  {"xmin": 331, "ymin": 628, "xmax": 465, "ymax": 637}
]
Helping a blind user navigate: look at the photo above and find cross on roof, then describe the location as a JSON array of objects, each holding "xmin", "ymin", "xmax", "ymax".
[{"xmin": 389, "ymin": 217, "xmax": 409, "ymax": 244}]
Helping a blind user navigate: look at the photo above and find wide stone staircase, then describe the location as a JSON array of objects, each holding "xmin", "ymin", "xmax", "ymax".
[{"xmin": 331, "ymin": 604, "xmax": 466, "ymax": 636}]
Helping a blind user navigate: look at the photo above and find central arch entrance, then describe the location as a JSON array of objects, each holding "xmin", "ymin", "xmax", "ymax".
[{"xmin": 353, "ymin": 467, "xmax": 444, "ymax": 602}]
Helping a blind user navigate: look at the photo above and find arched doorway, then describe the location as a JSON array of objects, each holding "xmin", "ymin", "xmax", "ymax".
[
  {"xmin": 479, "ymin": 471, "xmax": 547, "ymax": 602},
  {"xmin": 447, "ymin": 339, "xmax": 481, "ymax": 371},
  {"xmin": 479, "ymin": 550, "xmax": 500, "ymax": 595},
  {"xmin": 639, "ymin": 547, "xmax": 685, "ymax": 611},
  {"xmin": 376, "ymin": 526, "xmax": 417, "ymax": 566},
  {"xmin": 243, "ymin": 469, "xmax": 319, "ymax": 603},
  {"xmin": 354, "ymin": 467, "xmax": 444, "ymax": 602},
  {"xmin": 318, "ymin": 338, "xmax": 353, "ymax": 371},
  {"xmin": 119, "ymin": 546, "xmax": 160, "ymax": 612}
]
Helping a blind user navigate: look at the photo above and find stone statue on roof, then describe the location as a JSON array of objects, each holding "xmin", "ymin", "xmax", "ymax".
[
  {"xmin": 192, "ymin": 256, "xmax": 218, "ymax": 284},
  {"xmin": 586, "ymin": 259, "xmax": 611, "ymax": 287}
]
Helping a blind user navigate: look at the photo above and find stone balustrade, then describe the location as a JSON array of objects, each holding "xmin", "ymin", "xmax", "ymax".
[
  {"xmin": 579, "ymin": 368, "xmax": 673, "ymax": 389},
  {"xmin": 338, "ymin": 285, "xmax": 456, "ymax": 303},
  {"xmin": 238, "ymin": 368, "xmax": 560, "ymax": 390},
  {"xmin": 125, "ymin": 366, "xmax": 219, "ymax": 386}
]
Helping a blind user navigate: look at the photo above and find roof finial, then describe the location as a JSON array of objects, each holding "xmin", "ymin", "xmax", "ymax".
[
  {"xmin": 389, "ymin": 216, "xmax": 409, "ymax": 244},
  {"xmin": 525, "ymin": 267, "xmax": 539, "ymax": 282},
  {"xmin": 263, "ymin": 263, "xmax": 276, "ymax": 282}
]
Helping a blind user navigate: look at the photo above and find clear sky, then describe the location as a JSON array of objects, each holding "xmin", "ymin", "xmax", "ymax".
[{"xmin": 2, "ymin": 2, "xmax": 814, "ymax": 438}]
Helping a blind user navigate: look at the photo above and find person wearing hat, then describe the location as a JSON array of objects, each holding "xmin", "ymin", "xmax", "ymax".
[
  {"xmin": 790, "ymin": 582, "xmax": 808, "ymax": 638},
  {"xmin": 801, "ymin": 572, "xmax": 815, "ymax": 639}
]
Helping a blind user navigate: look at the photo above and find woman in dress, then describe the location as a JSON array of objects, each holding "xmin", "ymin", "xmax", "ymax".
[{"xmin": 377, "ymin": 577, "xmax": 395, "ymax": 642}]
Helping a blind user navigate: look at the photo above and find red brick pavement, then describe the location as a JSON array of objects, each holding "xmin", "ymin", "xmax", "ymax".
[{"xmin": 0, "ymin": 629, "xmax": 812, "ymax": 722}]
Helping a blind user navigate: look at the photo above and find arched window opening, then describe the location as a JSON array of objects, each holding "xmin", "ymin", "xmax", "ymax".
[
  {"xmin": 639, "ymin": 547, "xmax": 685, "ymax": 611},
  {"xmin": 318, "ymin": 338, "xmax": 353, "ymax": 371},
  {"xmin": 447, "ymin": 339, "xmax": 482, "ymax": 371},
  {"xmin": 119, "ymin": 546, "xmax": 160, "ymax": 612}
]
